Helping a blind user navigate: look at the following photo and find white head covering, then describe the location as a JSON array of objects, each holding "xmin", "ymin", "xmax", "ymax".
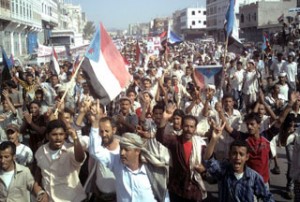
[{"xmin": 120, "ymin": 133, "xmax": 167, "ymax": 167}]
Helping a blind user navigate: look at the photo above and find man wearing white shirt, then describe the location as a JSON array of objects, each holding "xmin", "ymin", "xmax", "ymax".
[
  {"xmin": 270, "ymin": 53, "xmax": 285, "ymax": 81},
  {"xmin": 282, "ymin": 53, "xmax": 298, "ymax": 91},
  {"xmin": 89, "ymin": 101, "xmax": 169, "ymax": 202},
  {"xmin": 85, "ymin": 117, "xmax": 119, "ymax": 202}
]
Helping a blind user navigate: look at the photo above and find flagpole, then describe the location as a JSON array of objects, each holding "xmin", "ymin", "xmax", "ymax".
[
  {"xmin": 220, "ymin": 35, "xmax": 229, "ymax": 96},
  {"xmin": 54, "ymin": 57, "xmax": 84, "ymax": 116}
]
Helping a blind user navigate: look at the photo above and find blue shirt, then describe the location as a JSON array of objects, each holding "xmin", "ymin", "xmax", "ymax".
[
  {"xmin": 205, "ymin": 159, "xmax": 274, "ymax": 202},
  {"xmin": 89, "ymin": 128, "xmax": 163, "ymax": 202}
]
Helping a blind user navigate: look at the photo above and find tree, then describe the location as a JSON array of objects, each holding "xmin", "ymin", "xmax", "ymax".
[{"xmin": 83, "ymin": 21, "xmax": 96, "ymax": 40}]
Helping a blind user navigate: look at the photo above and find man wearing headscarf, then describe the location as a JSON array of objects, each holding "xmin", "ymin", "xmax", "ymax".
[{"xmin": 89, "ymin": 100, "xmax": 169, "ymax": 202}]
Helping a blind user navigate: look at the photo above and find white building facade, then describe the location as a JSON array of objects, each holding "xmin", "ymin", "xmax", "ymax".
[{"xmin": 180, "ymin": 8, "xmax": 207, "ymax": 30}]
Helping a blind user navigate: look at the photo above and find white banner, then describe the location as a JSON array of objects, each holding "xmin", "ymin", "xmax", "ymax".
[{"xmin": 147, "ymin": 37, "xmax": 161, "ymax": 56}]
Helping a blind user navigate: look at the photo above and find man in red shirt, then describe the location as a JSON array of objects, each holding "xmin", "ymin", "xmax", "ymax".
[
  {"xmin": 220, "ymin": 92, "xmax": 297, "ymax": 186},
  {"xmin": 156, "ymin": 104, "xmax": 207, "ymax": 202}
]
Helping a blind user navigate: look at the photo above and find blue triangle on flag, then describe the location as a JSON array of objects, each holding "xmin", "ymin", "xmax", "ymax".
[
  {"xmin": 85, "ymin": 27, "xmax": 100, "ymax": 62},
  {"xmin": 196, "ymin": 67, "xmax": 222, "ymax": 78}
]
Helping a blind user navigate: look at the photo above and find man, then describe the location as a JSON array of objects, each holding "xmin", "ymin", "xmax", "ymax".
[
  {"xmin": 203, "ymin": 136, "xmax": 274, "ymax": 202},
  {"xmin": 0, "ymin": 89, "xmax": 22, "ymax": 142},
  {"xmin": 242, "ymin": 59, "xmax": 260, "ymax": 111},
  {"xmin": 282, "ymin": 52, "xmax": 298, "ymax": 91},
  {"xmin": 220, "ymin": 92, "xmax": 297, "ymax": 187},
  {"xmin": 85, "ymin": 117, "xmax": 119, "ymax": 202},
  {"xmin": 6, "ymin": 123, "xmax": 33, "ymax": 166},
  {"xmin": 35, "ymin": 119, "xmax": 86, "ymax": 202},
  {"xmin": 114, "ymin": 97, "xmax": 138, "ymax": 135},
  {"xmin": 270, "ymin": 52, "xmax": 285, "ymax": 81},
  {"xmin": 214, "ymin": 94, "xmax": 242, "ymax": 160},
  {"xmin": 89, "ymin": 100, "xmax": 168, "ymax": 202},
  {"xmin": 20, "ymin": 101, "xmax": 46, "ymax": 154},
  {"xmin": 277, "ymin": 71, "xmax": 289, "ymax": 101},
  {"xmin": 12, "ymin": 71, "xmax": 38, "ymax": 103},
  {"xmin": 156, "ymin": 104, "xmax": 207, "ymax": 201},
  {"xmin": 0, "ymin": 141, "xmax": 47, "ymax": 202}
]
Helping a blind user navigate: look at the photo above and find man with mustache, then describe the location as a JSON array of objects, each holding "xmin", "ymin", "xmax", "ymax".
[
  {"xmin": 85, "ymin": 117, "xmax": 119, "ymax": 202},
  {"xmin": 89, "ymin": 100, "xmax": 169, "ymax": 202}
]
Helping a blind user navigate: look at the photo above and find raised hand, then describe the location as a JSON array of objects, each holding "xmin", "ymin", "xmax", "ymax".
[
  {"xmin": 163, "ymin": 103, "xmax": 177, "ymax": 122},
  {"xmin": 23, "ymin": 111, "xmax": 33, "ymax": 124},
  {"xmin": 90, "ymin": 99, "xmax": 102, "ymax": 124},
  {"xmin": 79, "ymin": 96, "xmax": 92, "ymax": 113},
  {"xmin": 2, "ymin": 90, "xmax": 9, "ymax": 99},
  {"xmin": 211, "ymin": 121, "xmax": 226, "ymax": 140}
]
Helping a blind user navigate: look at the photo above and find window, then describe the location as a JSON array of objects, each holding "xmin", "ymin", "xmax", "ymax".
[
  {"xmin": 241, "ymin": 14, "xmax": 244, "ymax": 23},
  {"xmin": 248, "ymin": 14, "xmax": 251, "ymax": 22},
  {"xmin": 42, "ymin": 3, "xmax": 43, "ymax": 12},
  {"xmin": 23, "ymin": 2, "xmax": 25, "ymax": 16},
  {"xmin": 192, "ymin": 11, "xmax": 195, "ymax": 15},
  {"xmin": 192, "ymin": 21, "xmax": 195, "ymax": 25},
  {"xmin": 12, "ymin": 0, "xmax": 14, "ymax": 12},
  {"xmin": 20, "ymin": 0, "xmax": 22, "ymax": 15},
  {"xmin": 27, "ymin": 4, "xmax": 29, "ymax": 17},
  {"xmin": 204, "ymin": 21, "xmax": 207, "ymax": 25},
  {"xmin": 204, "ymin": 11, "xmax": 206, "ymax": 15},
  {"xmin": 198, "ymin": 20, "xmax": 201, "ymax": 23},
  {"xmin": 253, "ymin": 13, "xmax": 256, "ymax": 21},
  {"xmin": 198, "ymin": 10, "xmax": 201, "ymax": 13},
  {"xmin": 16, "ymin": 0, "xmax": 18, "ymax": 14}
]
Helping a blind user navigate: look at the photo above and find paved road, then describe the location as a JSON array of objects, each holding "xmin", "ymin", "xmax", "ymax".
[{"xmin": 203, "ymin": 146, "xmax": 292, "ymax": 202}]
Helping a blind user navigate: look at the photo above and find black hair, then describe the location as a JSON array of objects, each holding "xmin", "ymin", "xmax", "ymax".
[
  {"xmin": 152, "ymin": 104, "xmax": 165, "ymax": 113},
  {"xmin": 0, "ymin": 141, "xmax": 16, "ymax": 155},
  {"xmin": 63, "ymin": 107, "xmax": 75, "ymax": 117},
  {"xmin": 230, "ymin": 140, "xmax": 250, "ymax": 153},
  {"xmin": 182, "ymin": 115, "xmax": 198, "ymax": 127},
  {"xmin": 100, "ymin": 117, "xmax": 117, "ymax": 128},
  {"xmin": 173, "ymin": 109, "xmax": 185, "ymax": 119},
  {"xmin": 45, "ymin": 119, "xmax": 67, "ymax": 134},
  {"xmin": 29, "ymin": 100, "xmax": 41, "ymax": 108},
  {"xmin": 222, "ymin": 93, "xmax": 235, "ymax": 101},
  {"xmin": 244, "ymin": 112, "xmax": 261, "ymax": 124},
  {"xmin": 35, "ymin": 89, "xmax": 44, "ymax": 96},
  {"xmin": 126, "ymin": 88, "xmax": 137, "ymax": 96}
]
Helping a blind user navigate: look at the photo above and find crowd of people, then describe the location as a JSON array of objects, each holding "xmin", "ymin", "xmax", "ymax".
[{"xmin": 0, "ymin": 37, "xmax": 300, "ymax": 202}]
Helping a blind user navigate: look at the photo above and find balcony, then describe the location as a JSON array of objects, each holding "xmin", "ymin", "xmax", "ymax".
[{"xmin": 0, "ymin": 6, "xmax": 10, "ymax": 20}]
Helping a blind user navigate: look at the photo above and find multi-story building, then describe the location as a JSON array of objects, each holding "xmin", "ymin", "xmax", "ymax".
[
  {"xmin": 0, "ymin": 0, "xmax": 43, "ymax": 56},
  {"xmin": 239, "ymin": 0, "xmax": 296, "ymax": 42},
  {"xmin": 206, "ymin": 0, "xmax": 239, "ymax": 41},
  {"xmin": 180, "ymin": 8, "xmax": 207, "ymax": 30},
  {"xmin": 40, "ymin": 0, "xmax": 58, "ymax": 45},
  {"xmin": 176, "ymin": 7, "xmax": 207, "ymax": 40}
]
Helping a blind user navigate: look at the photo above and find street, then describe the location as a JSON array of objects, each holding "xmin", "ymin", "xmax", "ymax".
[{"xmin": 204, "ymin": 146, "xmax": 292, "ymax": 202}]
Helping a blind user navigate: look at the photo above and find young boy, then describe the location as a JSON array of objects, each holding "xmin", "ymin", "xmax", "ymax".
[{"xmin": 203, "ymin": 132, "xmax": 274, "ymax": 202}]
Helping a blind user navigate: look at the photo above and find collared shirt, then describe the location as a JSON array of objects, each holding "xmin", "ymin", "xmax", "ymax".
[
  {"xmin": 205, "ymin": 159, "xmax": 274, "ymax": 202},
  {"xmin": 230, "ymin": 126, "xmax": 279, "ymax": 183},
  {"xmin": 214, "ymin": 109, "xmax": 242, "ymax": 160},
  {"xmin": 35, "ymin": 143, "xmax": 86, "ymax": 202},
  {"xmin": 0, "ymin": 163, "xmax": 34, "ymax": 202},
  {"xmin": 89, "ymin": 128, "xmax": 160, "ymax": 202}
]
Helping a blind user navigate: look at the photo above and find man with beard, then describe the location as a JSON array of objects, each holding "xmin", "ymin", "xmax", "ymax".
[
  {"xmin": 156, "ymin": 104, "xmax": 207, "ymax": 202},
  {"xmin": 85, "ymin": 117, "xmax": 119, "ymax": 202},
  {"xmin": 89, "ymin": 100, "xmax": 169, "ymax": 202},
  {"xmin": 114, "ymin": 97, "xmax": 138, "ymax": 135}
]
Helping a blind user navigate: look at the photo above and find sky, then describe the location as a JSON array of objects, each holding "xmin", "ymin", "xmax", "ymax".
[{"xmin": 69, "ymin": 0, "xmax": 206, "ymax": 30}]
